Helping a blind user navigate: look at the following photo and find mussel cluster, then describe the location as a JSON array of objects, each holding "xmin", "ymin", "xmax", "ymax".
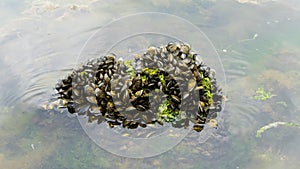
[{"xmin": 54, "ymin": 42, "xmax": 223, "ymax": 132}]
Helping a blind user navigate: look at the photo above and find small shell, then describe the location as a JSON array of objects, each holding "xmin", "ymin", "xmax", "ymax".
[
  {"xmin": 136, "ymin": 105, "xmax": 146, "ymax": 111},
  {"xmin": 210, "ymin": 69, "xmax": 216, "ymax": 78},
  {"xmin": 180, "ymin": 53, "xmax": 187, "ymax": 59},
  {"xmin": 199, "ymin": 101, "xmax": 205, "ymax": 108},
  {"xmin": 122, "ymin": 90, "xmax": 129, "ymax": 101},
  {"xmin": 172, "ymin": 57, "xmax": 178, "ymax": 65},
  {"xmin": 73, "ymin": 88, "xmax": 80, "ymax": 96},
  {"xmin": 135, "ymin": 90, "xmax": 143, "ymax": 97},
  {"xmin": 183, "ymin": 92, "xmax": 190, "ymax": 99},
  {"xmin": 84, "ymin": 85, "xmax": 94, "ymax": 95},
  {"xmin": 117, "ymin": 58, "xmax": 123, "ymax": 65},
  {"xmin": 182, "ymin": 58, "xmax": 191, "ymax": 65},
  {"xmin": 103, "ymin": 74, "xmax": 111, "ymax": 84},
  {"xmin": 193, "ymin": 124, "xmax": 204, "ymax": 132},
  {"xmin": 195, "ymin": 86, "xmax": 205, "ymax": 90},
  {"xmin": 139, "ymin": 122, "xmax": 147, "ymax": 128},
  {"xmin": 147, "ymin": 46, "xmax": 157, "ymax": 56},
  {"xmin": 106, "ymin": 91, "xmax": 112, "ymax": 96},
  {"xmin": 180, "ymin": 43, "xmax": 190, "ymax": 54},
  {"xmin": 99, "ymin": 73, "xmax": 103, "ymax": 80},
  {"xmin": 106, "ymin": 53, "xmax": 116, "ymax": 61},
  {"xmin": 157, "ymin": 61, "xmax": 163, "ymax": 68},
  {"xmin": 208, "ymin": 119, "xmax": 218, "ymax": 128},
  {"xmin": 195, "ymin": 54, "xmax": 203, "ymax": 66},
  {"xmin": 167, "ymin": 42, "xmax": 179, "ymax": 52},
  {"xmin": 125, "ymin": 106, "xmax": 136, "ymax": 111},
  {"xmin": 171, "ymin": 95, "xmax": 180, "ymax": 103},
  {"xmin": 86, "ymin": 96, "xmax": 98, "ymax": 104},
  {"xmin": 168, "ymin": 53, "xmax": 174, "ymax": 62},
  {"xmin": 114, "ymin": 101, "xmax": 122, "ymax": 106},
  {"xmin": 95, "ymin": 88, "xmax": 101, "ymax": 97},
  {"xmin": 188, "ymin": 79, "xmax": 196, "ymax": 92}
]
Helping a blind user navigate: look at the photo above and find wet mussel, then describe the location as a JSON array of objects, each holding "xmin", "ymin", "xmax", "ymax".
[{"xmin": 53, "ymin": 42, "xmax": 223, "ymax": 132}]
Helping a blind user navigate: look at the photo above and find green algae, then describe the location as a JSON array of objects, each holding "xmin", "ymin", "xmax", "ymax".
[
  {"xmin": 256, "ymin": 122, "xmax": 300, "ymax": 138},
  {"xmin": 253, "ymin": 87, "xmax": 276, "ymax": 101},
  {"xmin": 276, "ymin": 101, "xmax": 287, "ymax": 107},
  {"xmin": 142, "ymin": 67, "xmax": 159, "ymax": 76},
  {"xmin": 141, "ymin": 67, "xmax": 179, "ymax": 122},
  {"xmin": 201, "ymin": 76, "xmax": 213, "ymax": 106},
  {"xmin": 158, "ymin": 74, "xmax": 166, "ymax": 86},
  {"xmin": 201, "ymin": 77, "xmax": 212, "ymax": 91},
  {"xmin": 79, "ymin": 71, "xmax": 88, "ymax": 76},
  {"xmin": 124, "ymin": 60, "xmax": 135, "ymax": 76},
  {"xmin": 157, "ymin": 99, "xmax": 180, "ymax": 123}
]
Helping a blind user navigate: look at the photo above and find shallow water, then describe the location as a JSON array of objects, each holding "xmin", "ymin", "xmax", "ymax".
[{"xmin": 0, "ymin": 0, "xmax": 300, "ymax": 169}]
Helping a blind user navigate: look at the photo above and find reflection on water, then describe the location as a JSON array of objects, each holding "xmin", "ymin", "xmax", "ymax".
[{"xmin": 0, "ymin": 0, "xmax": 300, "ymax": 169}]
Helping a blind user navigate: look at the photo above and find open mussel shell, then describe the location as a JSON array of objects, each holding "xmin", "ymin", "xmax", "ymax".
[{"xmin": 53, "ymin": 42, "xmax": 223, "ymax": 132}]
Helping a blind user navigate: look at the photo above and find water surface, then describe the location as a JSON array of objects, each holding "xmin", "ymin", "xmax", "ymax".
[{"xmin": 0, "ymin": 0, "xmax": 300, "ymax": 169}]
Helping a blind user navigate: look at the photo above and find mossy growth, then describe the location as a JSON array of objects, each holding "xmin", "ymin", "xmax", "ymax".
[
  {"xmin": 142, "ymin": 67, "xmax": 159, "ymax": 76},
  {"xmin": 157, "ymin": 99, "xmax": 180, "ymax": 123},
  {"xmin": 124, "ymin": 60, "xmax": 135, "ymax": 76},
  {"xmin": 158, "ymin": 74, "xmax": 166, "ymax": 86},
  {"xmin": 201, "ymin": 77, "xmax": 212, "ymax": 91},
  {"xmin": 253, "ymin": 87, "xmax": 276, "ymax": 101},
  {"xmin": 141, "ymin": 67, "xmax": 179, "ymax": 123},
  {"xmin": 127, "ymin": 65, "xmax": 213, "ymax": 124},
  {"xmin": 201, "ymin": 75, "xmax": 213, "ymax": 106},
  {"xmin": 79, "ymin": 71, "xmax": 88, "ymax": 76},
  {"xmin": 142, "ymin": 67, "xmax": 167, "ymax": 86},
  {"xmin": 188, "ymin": 53, "xmax": 194, "ymax": 60},
  {"xmin": 204, "ymin": 92, "xmax": 213, "ymax": 106},
  {"xmin": 141, "ymin": 74, "xmax": 147, "ymax": 82}
]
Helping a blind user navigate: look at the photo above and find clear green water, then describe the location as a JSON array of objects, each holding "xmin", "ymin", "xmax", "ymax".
[{"xmin": 0, "ymin": 0, "xmax": 300, "ymax": 169}]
